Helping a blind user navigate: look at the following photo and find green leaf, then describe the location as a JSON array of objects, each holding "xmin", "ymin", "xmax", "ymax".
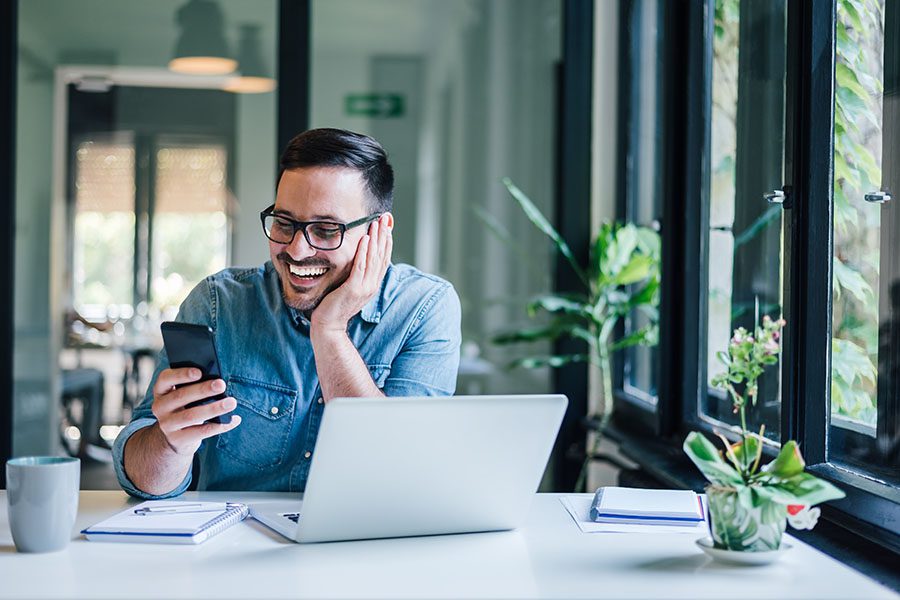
[
  {"xmin": 526, "ymin": 295, "xmax": 593, "ymax": 320},
  {"xmin": 730, "ymin": 435, "xmax": 762, "ymax": 472},
  {"xmin": 609, "ymin": 324, "xmax": 656, "ymax": 352},
  {"xmin": 493, "ymin": 326, "xmax": 565, "ymax": 345},
  {"xmin": 833, "ymin": 257, "xmax": 874, "ymax": 304},
  {"xmin": 769, "ymin": 473, "xmax": 846, "ymax": 506},
  {"xmin": 635, "ymin": 226, "xmax": 661, "ymax": 258},
  {"xmin": 607, "ymin": 224, "xmax": 639, "ymax": 277},
  {"xmin": 835, "ymin": 62, "xmax": 872, "ymax": 103},
  {"xmin": 683, "ymin": 432, "xmax": 743, "ymax": 486},
  {"xmin": 627, "ymin": 278, "xmax": 660, "ymax": 310},
  {"xmin": 590, "ymin": 223, "xmax": 615, "ymax": 283},
  {"xmin": 508, "ymin": 354, "xmax": 590, "ymax": 370},
  {"xmin": 503, "ymin": 178, "xmax": 588, "ymax": 288},
  {"xmin": 831, "ymin": 337, "xmax": 877, "ymax": 387},
  {"xmin": 842, "ymin": 0, "xmax": 864, "ymax": 31},
  {"xmin": 613, "ymin": 254, "xmax": 655, "ymax": 285},
  {"xmin": 471, "ymin": 204, "xmax": 546, "ymax": 281},
  {"xmin": 762, "ymin": 441, "xmax": 805, "ymax": 478}
]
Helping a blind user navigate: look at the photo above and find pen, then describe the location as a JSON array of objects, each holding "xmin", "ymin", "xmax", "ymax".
[{"xmin": 134, "ymin": 503, "xmax": 228, "ymax": 516}]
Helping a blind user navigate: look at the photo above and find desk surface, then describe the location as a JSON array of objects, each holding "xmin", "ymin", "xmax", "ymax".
[{"xmin": 0, "ymin": 491, "xmax": 895, "ymax": 599}]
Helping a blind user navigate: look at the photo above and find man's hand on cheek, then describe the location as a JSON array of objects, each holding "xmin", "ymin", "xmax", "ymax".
[{"xmin": 311, "ymin": 214, "xmax": 393, "ymax": 334}]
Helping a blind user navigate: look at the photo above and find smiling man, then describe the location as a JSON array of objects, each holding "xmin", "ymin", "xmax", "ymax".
[{"xmin": 113, "ymin": 128, "xmax": 462, "ymax": 498}]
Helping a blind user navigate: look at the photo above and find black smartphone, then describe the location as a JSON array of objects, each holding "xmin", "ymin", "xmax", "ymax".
[{"xmin": 160, "ymin": 321, "xmax": 228, "ymax": 424}]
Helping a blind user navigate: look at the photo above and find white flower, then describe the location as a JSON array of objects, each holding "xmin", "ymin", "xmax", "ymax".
[{"xmin": 787, "ymin": 505, "xmax": 821, "ymax": 530}]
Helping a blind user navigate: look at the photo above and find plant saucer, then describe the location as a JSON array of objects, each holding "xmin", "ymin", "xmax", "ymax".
[{"xmin": 695, "ymin": 537, "xmax": 792, "ymax": 566}]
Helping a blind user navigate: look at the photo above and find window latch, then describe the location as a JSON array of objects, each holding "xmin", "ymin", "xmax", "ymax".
[
  {"xmin": 764, "ymin": 187, "xmax": 789, "ymax": 205},
  {"xmin": 864, "ymin": 191, "xmax": 892, "ymax": 204}
]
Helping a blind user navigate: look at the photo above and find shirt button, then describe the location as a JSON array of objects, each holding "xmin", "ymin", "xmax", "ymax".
[
  {"xmin": 304, "ymin": 451, "xmax": 312, "ymax": 459},
  {"xmin": 317, "ymin": 397, "xmax": 323, "ymax": 405},
  {"xmin": 270, "ymin": 406, "xmax": 279, "ymax": 415}
]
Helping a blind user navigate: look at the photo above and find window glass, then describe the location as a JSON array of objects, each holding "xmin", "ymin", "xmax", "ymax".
[
  {"xmin": 829, "ymin": 0, "xmax": 899, "ymax": 485},
  {"xmin": 14, "ymin": 0, "xmax": 277, "ymax": 482},
  {"xmin": 621, "ymin": 0, "xmax": 663, "ymax": 404},
  {"xmin": 311, "ymin": 0, "xmax": 561, "ymax": 397},
  {"xmin": 152, "ymin": 143, "xmax": 229, "ymax": 316},
  {"xmin": 704, "ymin": 0, "xmax": 787, "ymax": 442},
  {"xmin": 73, "ymin": 140, "xmax": 136, "ymax": 318}
]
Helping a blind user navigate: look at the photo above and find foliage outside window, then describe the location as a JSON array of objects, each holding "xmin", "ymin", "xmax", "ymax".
[
  {"xmin": 831, "ymin": 0, "xmax": 885, "ymax": 427},
  {"xmin": 710, "ymin": 0, "xmax": 885, "ymax": 429}
]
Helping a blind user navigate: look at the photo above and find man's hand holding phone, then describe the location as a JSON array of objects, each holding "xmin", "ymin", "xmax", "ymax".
[{"xmin": 150, "ymin": 368, "xmax": 241, "ymax": 456}]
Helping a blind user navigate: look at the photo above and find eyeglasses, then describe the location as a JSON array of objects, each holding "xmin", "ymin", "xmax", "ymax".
[{"xmin": 260, "ymin": 205, "xmax": 381, "ymax": 250}]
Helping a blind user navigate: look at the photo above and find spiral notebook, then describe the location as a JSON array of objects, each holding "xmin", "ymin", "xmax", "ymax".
[
  {"xmin": 588, "ymin": 487, "xmax": 705, "ymax": 526},
  {"xmin": 82, "ymin": 501, "xmax": 249, "ymax": 545}
]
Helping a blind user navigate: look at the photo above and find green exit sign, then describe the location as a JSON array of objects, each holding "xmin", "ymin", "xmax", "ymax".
[{"xmin": 345, "ymin": 93, "xmax": 405, "ymax": 118}]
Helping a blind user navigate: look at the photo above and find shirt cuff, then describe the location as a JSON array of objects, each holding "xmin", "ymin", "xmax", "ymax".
[{"xmin": 112, "ymin": 417, "xmax": 192, "ymax": 500}]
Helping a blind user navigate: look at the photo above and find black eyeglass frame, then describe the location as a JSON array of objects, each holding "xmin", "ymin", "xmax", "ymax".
[{"xmin": 259, "ymin": 204, "xmax": 382, "ymax": 250}]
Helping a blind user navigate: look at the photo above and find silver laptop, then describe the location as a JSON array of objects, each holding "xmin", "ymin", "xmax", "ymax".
[{"xmin": 250, "ymin": 394, "xmax": 567, "ymax": 543}]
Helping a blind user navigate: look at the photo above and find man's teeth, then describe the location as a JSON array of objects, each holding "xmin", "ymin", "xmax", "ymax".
[{"xmin": 289, "ymin": 265, "xmax": 328, "ymax": 277}]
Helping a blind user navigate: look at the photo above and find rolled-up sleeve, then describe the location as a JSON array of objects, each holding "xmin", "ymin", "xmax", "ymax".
[
  {"xmin": 382, "ymin": 283, "xmax": 462, "ymax": 397},
  {"xmin": 112, "ymin": 280, "xmax": 214, "ymax": 499}
]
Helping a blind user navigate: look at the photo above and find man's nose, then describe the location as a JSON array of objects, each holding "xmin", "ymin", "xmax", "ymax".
[{"xmin": 285, "ymin": 230, "xmax": 317, "ymax": 260}]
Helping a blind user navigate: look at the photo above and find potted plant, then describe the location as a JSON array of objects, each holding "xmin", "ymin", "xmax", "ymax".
[
  {"xmin": 488, "ymin": 178, "xmax": 661, "ymax": 490},
  {"xmin": 684, "ymin": 315, "xmax": 845, "ymax": 552}
]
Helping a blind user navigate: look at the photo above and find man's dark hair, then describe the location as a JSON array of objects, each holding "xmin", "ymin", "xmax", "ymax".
[{"xmin": 279, "ymin": 128, "xmax": 394, "ymax": 213}]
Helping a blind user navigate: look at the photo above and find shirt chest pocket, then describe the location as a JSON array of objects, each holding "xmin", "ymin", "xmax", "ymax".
[{"xmin": 216, "ymin": 376, "xmax": 298, "ymax": 469}]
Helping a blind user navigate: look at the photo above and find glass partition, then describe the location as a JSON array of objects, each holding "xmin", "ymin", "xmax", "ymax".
[
  {"xmin": 311, "ymin": 0, "xmax": 562, "ymax": 397},
  {"xmin": 15, "ymin": 0, "xmax": 277, "ymax": 486}
]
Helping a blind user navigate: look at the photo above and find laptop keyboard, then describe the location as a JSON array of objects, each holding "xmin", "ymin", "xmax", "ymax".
[{"xmin": 280, "ymin": 512, "xmax": 301, "ymax": 523}]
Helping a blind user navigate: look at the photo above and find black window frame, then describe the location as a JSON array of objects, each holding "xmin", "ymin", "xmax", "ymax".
[{"xmin": 613, "ymin": 0, "xmax": 900, "ymax": 557}]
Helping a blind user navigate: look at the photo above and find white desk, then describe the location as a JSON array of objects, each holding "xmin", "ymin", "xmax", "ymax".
[{"xmin": 0, "ymin": 491, "xmax": 895, "ymax": 599}]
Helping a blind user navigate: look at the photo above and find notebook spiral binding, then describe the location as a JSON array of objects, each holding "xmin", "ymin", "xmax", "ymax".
[{"xmin": 202, "ymin": 503, "xmax": 249, "ymax": 537}]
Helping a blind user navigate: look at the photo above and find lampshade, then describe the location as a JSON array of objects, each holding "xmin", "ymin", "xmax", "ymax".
[
  {"xmin": 224, "ymin": 24, "xmax": 277, "ymax": 94},
  {"xmin": 169, "ymin": 0, "xmax": 237, "ymax": 75}
]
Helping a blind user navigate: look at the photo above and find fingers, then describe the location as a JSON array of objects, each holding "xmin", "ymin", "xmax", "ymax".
[
  {"xmin": 167, "ymin": 397, "xmax": 237, "ymax": 431},
  {"xmin": 363, "ymin": 215, "xmax": 392, "ymax": 289},
  {"xmin": 190, "ymin": 415, "xmax": 243, "ymax": 441},
  {"xmin": 152, "ymin": 371, "xmax": 239, "ymax": 454},
  {"xmin": 153, "ymin": 367, "xmax": 201, "ymax": 396},
  {"xmin": 350, "ymin": 214, "xmax": 392, "ymax": 287},
  {"xmin": 155, "ymin": 378, "xmax": 227, "ymax": 415}
]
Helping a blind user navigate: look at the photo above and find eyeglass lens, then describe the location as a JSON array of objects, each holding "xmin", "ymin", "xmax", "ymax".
[{"xmin": 264, "ymin": 215, "xmax": 344, "ymax": 250}]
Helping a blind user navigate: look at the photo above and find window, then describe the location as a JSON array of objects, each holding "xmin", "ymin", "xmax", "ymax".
[
  {"xmin": 703, "ymin": 0, "xmax": 786, "ymax": 443},
  {"xmin": 73, "ymin": 139, "xmax": 136, "ymax": 319},
  {"xmin": 152, "ymin": 142, "xmax": 229, "ymax": 315},
  {"xmin": 613, "ymin": 0, "xmax": 900, "ymax": 554},
  {"xmin": 829, "ymin": 0, "xmax": 899, "ymax": 486},
  {"xmin": 617, "ymin": 0, "xmax": 664, "ymax": 407}
]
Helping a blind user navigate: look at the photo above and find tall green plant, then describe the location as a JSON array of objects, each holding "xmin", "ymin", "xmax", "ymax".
[{"xmin": 489, "ymin": 178, "xmax": 660, "ymax": 489}]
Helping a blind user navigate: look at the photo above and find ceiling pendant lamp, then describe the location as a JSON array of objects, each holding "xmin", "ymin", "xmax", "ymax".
[
  {"xmin": 224, "ymin": 24, "xmax": 277, "ymax": 94},
  {"xmin": 169, "ymin": 0, "xmax": 237, "ymax": 75}
]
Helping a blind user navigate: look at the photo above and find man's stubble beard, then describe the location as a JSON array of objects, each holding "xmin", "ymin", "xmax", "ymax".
[{"xmin": 280, "ymin": 264, "xmax": 351, "ymax": 317}]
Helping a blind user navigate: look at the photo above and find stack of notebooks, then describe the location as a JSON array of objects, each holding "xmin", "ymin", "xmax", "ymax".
[{"xmin": 589, "ymin": 486, "xmax": 705, "ymax": 527}]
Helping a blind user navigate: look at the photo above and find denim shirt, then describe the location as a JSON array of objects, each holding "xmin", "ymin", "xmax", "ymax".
[{"xmin": 112, "ymin": 261, "xmax": 462, "ymax": 499}]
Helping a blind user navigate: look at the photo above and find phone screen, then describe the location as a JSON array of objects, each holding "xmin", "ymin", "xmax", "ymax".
[{"xmin": 160, "ymin": 322, "xmax": 228, "ymax": 424}]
